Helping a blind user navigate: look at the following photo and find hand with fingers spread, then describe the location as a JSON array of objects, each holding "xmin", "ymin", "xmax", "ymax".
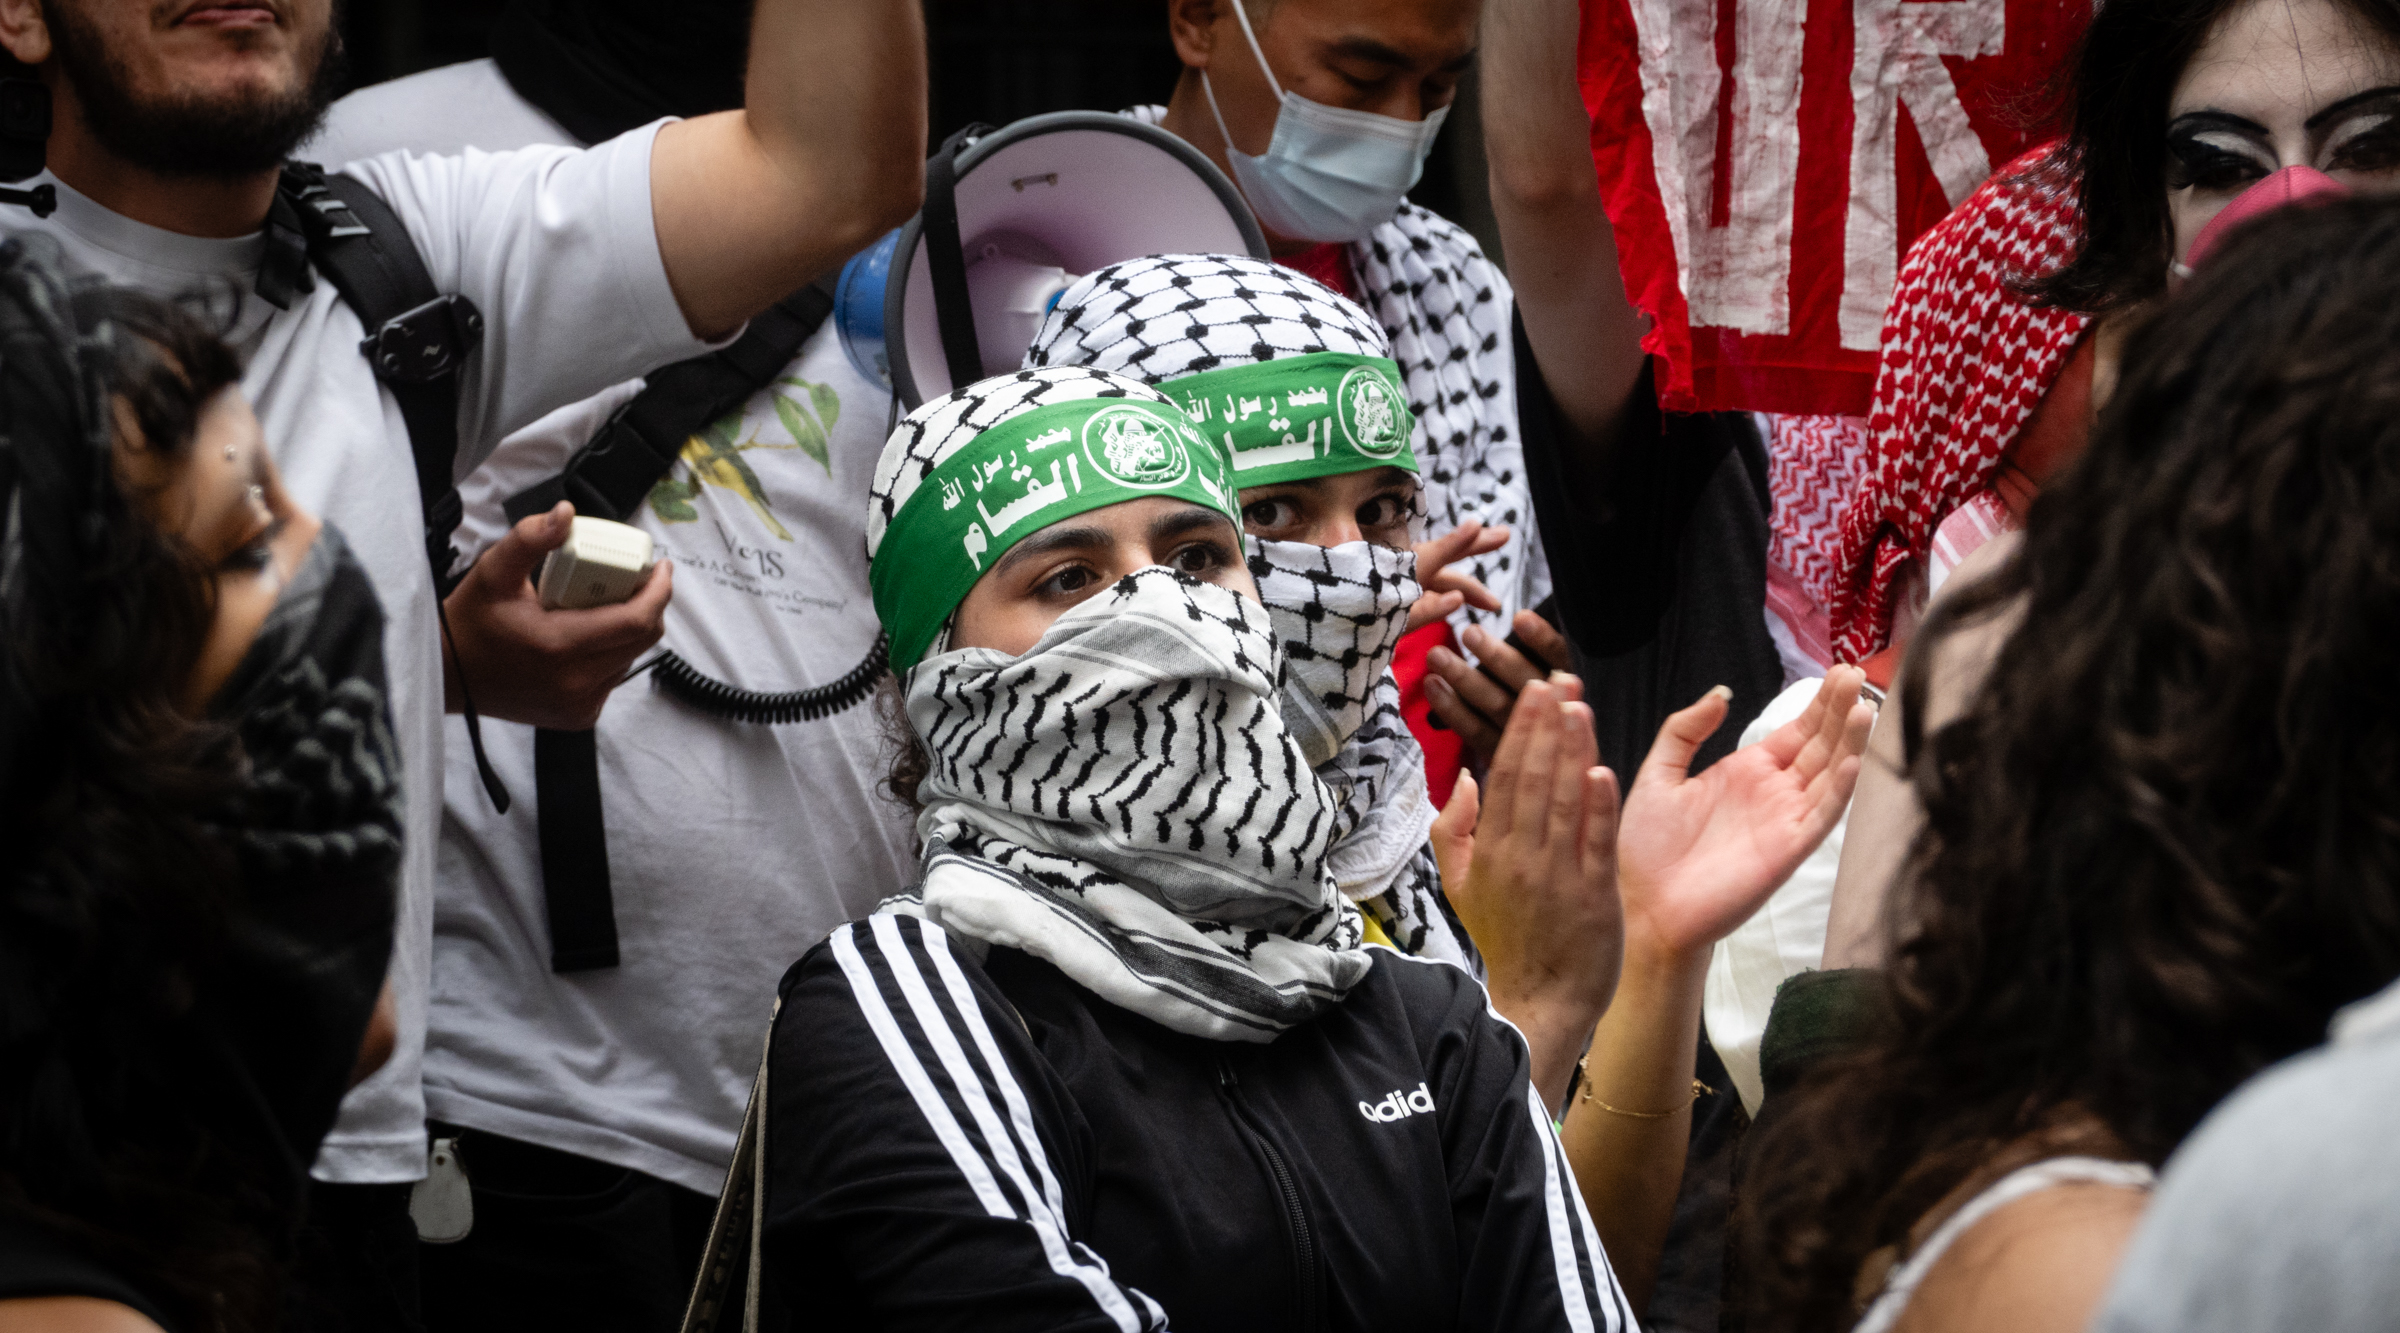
[
  {"xmin": 1423, "ymin": 607, "xmax": 1574, "ymax": 765},
  {"xmin": 1442, "ymin": 674, "xmax": 1625, "ymax": 1111},
  {"xmin": 441, "ymin": 501, "xmax": 675, "ymax": 732},
  {"xmin": 1408, "ymin": 519, "xmax": 1510, "ymax": 632},
  {"xmin": 1615, "ymin": 666, "xmax": 1875, "ymax": 956}
]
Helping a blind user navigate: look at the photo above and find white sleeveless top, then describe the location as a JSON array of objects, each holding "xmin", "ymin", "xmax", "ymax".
[{"xmin": 1854, "ymin": 1156, "xmax": 2156, "ymax": 1333}]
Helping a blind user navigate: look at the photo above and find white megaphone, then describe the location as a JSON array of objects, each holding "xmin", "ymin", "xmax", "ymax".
[{"xmin": 836, "ymin": 111, "xmax": 1269, "ymax": 408}]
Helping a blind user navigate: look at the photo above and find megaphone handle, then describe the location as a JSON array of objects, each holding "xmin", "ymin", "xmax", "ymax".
[{"xmin": 921, "ymin": 126, "xmax": 987, "ymax": 391}]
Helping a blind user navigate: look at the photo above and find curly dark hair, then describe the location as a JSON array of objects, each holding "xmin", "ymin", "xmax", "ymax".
[
  {"xmin": 876, "ymin": 671, "xmax": 931, "ymax": 816},
  {"xmin": 2029, "ymin": 0, "xmax": 2400, "ymax": 311},
  {"xmin": 0, "ymin": 250, "xmax": 289, "ymax": 1332},
  {"xmin": 1742, "ymin": 196, "xmax": 2400, "ymax": 1330}
]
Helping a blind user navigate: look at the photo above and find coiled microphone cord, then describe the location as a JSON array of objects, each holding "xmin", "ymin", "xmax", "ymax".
[{"xmin": 643, "ymin": 632, "xmax": 888, "ymax": 724}]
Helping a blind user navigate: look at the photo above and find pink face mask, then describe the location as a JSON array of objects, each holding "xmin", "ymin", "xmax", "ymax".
[{"xmin": 2176, "ymin": 164, "xmax": 2352, "ymax": 278}]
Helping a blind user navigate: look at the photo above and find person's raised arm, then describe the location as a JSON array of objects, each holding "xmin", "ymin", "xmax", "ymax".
[
  {"xmin": 1563, "ymin": 669, "xmax": 1871, "ymax": 1308},
  {"xmin": 649, "ymin": 0, "xmax": 928, "ymax": 340},
  {"xmin": 1480, "ymin": 0, "xmax": 1647, "ymax": 471}
]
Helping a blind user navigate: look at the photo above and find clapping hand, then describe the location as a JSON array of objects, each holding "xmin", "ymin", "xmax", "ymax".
[
  {"xmin": 1438, "ymin": 674, "xmax": 1624, "ymax": 1106},
  {"xmin": 1614, "ymin": 667, "xmax": 1873, "ymax": 958}
]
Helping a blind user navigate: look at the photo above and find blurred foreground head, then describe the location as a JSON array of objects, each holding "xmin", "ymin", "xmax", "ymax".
[
  {"xmin": 0, "ymin": 239, "xmax": 398, "ymax": 1333},
  {"xmin": 1747, "ymin": 196, "xmax": 2400, "ymax": 1330}
]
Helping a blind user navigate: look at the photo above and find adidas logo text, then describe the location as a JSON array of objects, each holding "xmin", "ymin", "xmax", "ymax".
[{"xmin": 1358, "ymin": 1082, "xmax": 1436, "ymax": 1123}]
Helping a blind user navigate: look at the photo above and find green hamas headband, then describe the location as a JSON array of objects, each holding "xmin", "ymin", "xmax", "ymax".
[
  {"xmin": 1163, "ymin": 353, "xmax": 1417, "ymax": 489},
  {"xmin": 871, "ymin": 396, "xmax": 1242, "ymax": 671}
]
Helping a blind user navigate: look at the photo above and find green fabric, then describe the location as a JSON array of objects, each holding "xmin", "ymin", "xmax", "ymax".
[
  {"xmin": 1758, "ymin": 967, "xmax": 1889, "ymax": 1101},
  {"xmin": 871, "ymin": 397, "xmax": 1240, "ymax": 671},
  {"xmin": 1163, "ymin": 353, "xmax": 1417, "ymax": 489}
]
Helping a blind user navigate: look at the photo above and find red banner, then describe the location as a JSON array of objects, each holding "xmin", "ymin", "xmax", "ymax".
[{"xmin": 1579, "ymin": 0, "xmax": 2087, "ymax": 415}]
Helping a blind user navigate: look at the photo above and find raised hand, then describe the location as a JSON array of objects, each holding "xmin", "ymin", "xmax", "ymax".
[
  {"xmin": 1423, "ymin": 608, "xmax": 1573, "ymax": 765},
  {"xmin": 1407, "ymin": 518, "xmax": 1510, "ymax": 631},
  {"xmin": 1443, "ymin": 674, "xmax": 1624, "ymax": 1109},
  {"xmin": 1614, "ymin": 667, "xmax": 1873, "ymax": 957}
]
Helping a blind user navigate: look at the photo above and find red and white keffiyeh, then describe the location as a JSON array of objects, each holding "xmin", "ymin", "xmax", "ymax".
[{"xmin": 1828, "ymin": 144, "xmax": 2089, "ymax": 663}]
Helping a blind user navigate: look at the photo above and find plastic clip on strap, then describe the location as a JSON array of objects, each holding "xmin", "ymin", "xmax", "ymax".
[{"xmin": 920, "ymin": 123, "xmax": 994, "ymax": 391}]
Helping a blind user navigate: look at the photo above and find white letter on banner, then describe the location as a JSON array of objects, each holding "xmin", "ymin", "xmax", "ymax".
[
  {"xmin": 1628, "ymin": 0, "xmax": 1809, "ymax": 336},
  {"xmin": 1840, "ymin": 0, "xmax": 2006, "ymax": 350}
]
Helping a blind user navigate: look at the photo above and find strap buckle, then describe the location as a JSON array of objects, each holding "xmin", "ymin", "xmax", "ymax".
[{"xmin": 362, "ymin": 293, "xmax": 485, "ymax": 384}]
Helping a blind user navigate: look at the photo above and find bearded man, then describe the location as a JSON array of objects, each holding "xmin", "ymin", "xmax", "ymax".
[{"xmin": 0, "ymin": 2, "xmax": 926, "ymax": 1327}]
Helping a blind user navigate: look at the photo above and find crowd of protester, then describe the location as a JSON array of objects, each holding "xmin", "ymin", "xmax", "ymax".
[{"xmin": 3, "ymin": 0, "xmax": 2397, "ymax": 1330}]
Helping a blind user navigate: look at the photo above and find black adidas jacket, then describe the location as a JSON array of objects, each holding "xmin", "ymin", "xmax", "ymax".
[{"xmin": 761, "ymin": 913, "xmax": 1634, "ymax": 1332}]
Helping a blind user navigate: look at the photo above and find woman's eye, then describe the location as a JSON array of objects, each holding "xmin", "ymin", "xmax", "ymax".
[
  {"xmin": 1358, "ymin": 494, "xmax": 1412, "ymax": 530},
  {"xmin": 1036, "ymin": 565, "xmax": 1096, "ymax": 598},
  {"xmin": 1243, "ymin": 499, "xmax": 1299, "ymax": 530},
  {"xmin": 2167, "ymin": 136, "xmax": 2268, "ymax": 193},
  {"xmin": 1171, "ymin": 542, "xmax": 1227, "ymax": 575},
  {"xmin": 2329, "ymin": 115, "xmax": 2400, "ymax": 173}
]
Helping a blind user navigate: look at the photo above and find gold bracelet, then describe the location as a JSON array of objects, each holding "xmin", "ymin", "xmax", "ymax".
[{"xmin": 1580, "ymin": 1077, "xmax": 1713, "ymax": 1119}]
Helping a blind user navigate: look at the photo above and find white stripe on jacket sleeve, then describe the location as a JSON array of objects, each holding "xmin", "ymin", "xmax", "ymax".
[
  {"xmin": 1526, "ymin": 1080, "xmax": 1637, "ymax": 1331},
  {"xmin": 830, "ymin": 918, "xmax": 1157, "ymax": 1332}
]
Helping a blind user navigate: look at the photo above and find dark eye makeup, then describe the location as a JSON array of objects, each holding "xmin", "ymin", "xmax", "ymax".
[
  {"xmin": 2165, "ymin": 120, "xmax": 2271, "ymax": 192},
  {"xmin": 2327, "ymin": 107, "xmax": 2400, "ymax": 173}
]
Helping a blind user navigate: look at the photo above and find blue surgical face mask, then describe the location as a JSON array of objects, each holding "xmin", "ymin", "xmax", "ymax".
[{"xmin": 1201, "ymin": 2, "xmax": 1451, "ymax": 245}]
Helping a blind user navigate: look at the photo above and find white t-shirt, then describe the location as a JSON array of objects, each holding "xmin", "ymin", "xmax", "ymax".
[
  {"xmin": 313, "ymin": 63, "xmax": 918, "ymax": 1195},
  {"xmin": 1, "ymin": 122, "xmax": 714, "ymax": 1182}
]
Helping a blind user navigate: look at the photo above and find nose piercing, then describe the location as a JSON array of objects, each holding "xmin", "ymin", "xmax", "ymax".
[
  {"xmin": 224, "ymin": 443, "xmax": 238, "ymax": 462},
  {"xmin": 247, "ymin": 483, "xmax": 265, "ymax": 508}
]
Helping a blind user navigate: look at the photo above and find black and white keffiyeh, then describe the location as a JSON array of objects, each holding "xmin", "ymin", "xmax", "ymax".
[
  {"xmin": 1025, "ymin": 256, "xmax": 1474, "ymax": 967},
  {"xmin": 887, "ymin": 567, "xmax": 1370, "ymax": 1042},
  {"xmin": 1247, "ymin": 537, "xmax": 1474, "ymax": 969},
  {"xmin": 1350, "ymin": 203, "xmax": 1543, "ymax": 634},
  {"xmin": 1025, "ymin": 252, "xmax": 1391, "ymax": 393}
]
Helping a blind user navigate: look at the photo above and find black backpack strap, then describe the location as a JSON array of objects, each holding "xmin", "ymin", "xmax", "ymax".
[
  {"xmin": 276, "ymin": 162, "xmax": 512, "ymax": 816},
  {"xmin": 502, "ymin": 282, "xmax": 835, "ymax": 524},
  {"xmin": 500, "ymin": 280, "xmax": 837, "ymax": 974}
]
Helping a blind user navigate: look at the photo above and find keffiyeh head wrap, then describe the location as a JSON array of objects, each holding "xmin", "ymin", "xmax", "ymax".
[
  {"xmin": 1830, "ymin": 145, "xmax": 2089, "ymax": 663},
  {"xmin": 1247, "ymin": 537, "xmax": 1474, "ymax": 968},
  {"xmin": 1024, "ymin": 253, "xmax": 1417, "ymax": 489}
]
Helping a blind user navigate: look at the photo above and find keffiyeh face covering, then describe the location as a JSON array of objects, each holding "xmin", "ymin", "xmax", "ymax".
[
  {"xmin": 901, "ymin": 568, "xmax": 1370, "ymax": 1043},
  {"xmin": 1249, "ymin": 535, "xmax": 1473, "ymax": 969}
]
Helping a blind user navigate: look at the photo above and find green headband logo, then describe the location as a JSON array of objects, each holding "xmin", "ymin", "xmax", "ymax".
[
  {"xmin": 1338, "ymin": 364, "xmax": 1407, "ymax": 460},
  {"xmin": 1083, "ymin": 403, "xmax": 1191, "ymax": 489},
  {"xmin": 1165, "ymin": 352, "xmax": 1417, "ymax": 490}
]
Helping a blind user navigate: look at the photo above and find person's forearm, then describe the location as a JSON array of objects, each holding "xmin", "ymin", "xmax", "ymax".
[
  {"xmin": 1480, "ymin": 0, "xmax": 1646, "ymax": 467},
  {"xmin": 1557, "ymin": 931, "xmax": 1709, "ymax": 1313},
  {"xmin": 1490, "ymin": 975, "xmax": 1618, "ymax": 1116},
  {"xmin": 653, "ymin": 0, "xmax": 927, "ymax": 337}
]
